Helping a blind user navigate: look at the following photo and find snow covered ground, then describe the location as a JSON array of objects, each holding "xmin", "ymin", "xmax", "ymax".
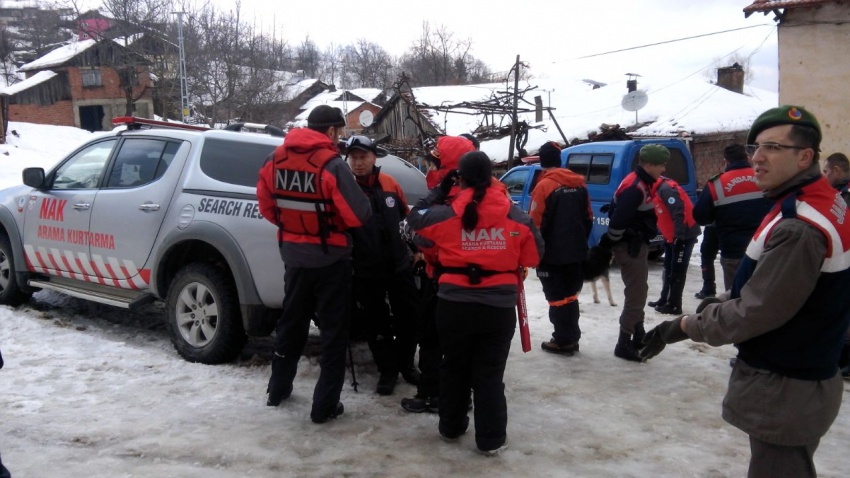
[{"xmin": 0, "ymin": 122, "xmax": 847, "ymax": 477}]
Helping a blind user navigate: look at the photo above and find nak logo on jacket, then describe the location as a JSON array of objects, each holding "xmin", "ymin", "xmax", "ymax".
[
  {"xmin": 275, "ymin": 169, "xmax": 316, "ymax": 193},
  {"xmin": 461, "ymin": 227, "xmax": 506, "ymax": 251}
]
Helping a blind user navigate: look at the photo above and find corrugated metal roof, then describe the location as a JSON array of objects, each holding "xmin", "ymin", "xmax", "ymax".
[{"xmin": 744, "ymin": 0, "xmax": 836, "ymax": 14}]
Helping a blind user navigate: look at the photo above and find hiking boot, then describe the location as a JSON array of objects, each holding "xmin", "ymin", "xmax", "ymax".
[
  {"xmin": 631, "ymin": 322, "xmax": 646, "ymax": 350},
  {"xmin": 401, "ymin": 367, "xmax": 421, "ymax": 386},
  {"xmin": 266, "ymin": 383, "xmax": 293, "ymax": 407},
  {"xmin": 476, "ymin": 442, "xmax": 508, "ymax": 456},
  {"xmin": 376, "ymin": 372, "xmax": 398, "ymax": 396},
  {"xmin": 655, "ymin": 304, "xmax": 683, "ymax": 315},
  {"xmin": 311, "ymin": 402, "xmax": 344, "ymax": 424},
  {"xmin": 541, "ymin": 339, "xmax": 579, "ymax": 356},
  {"xmin": 647, "ymin": 299, "xmax": 667, "ymax": 308},
  {"xmin": 614, "ymin": 331, "xmax": 642, "ymax": 362},
  {"xmin": 694, "ymin": 290, "xmax": 716, "ymax": 300},
  {"xmin": 401, "ymin": 395, "xmax": 438, "ymax": 413}
]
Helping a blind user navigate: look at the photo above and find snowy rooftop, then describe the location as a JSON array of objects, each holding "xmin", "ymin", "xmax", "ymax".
[
  {"xmin": 0, "ymin": 70, "xmax": 56, "ymax": 95},
  {"xmin": 17, "ymin": 39, "xmax": 97, "ymax": 72}
]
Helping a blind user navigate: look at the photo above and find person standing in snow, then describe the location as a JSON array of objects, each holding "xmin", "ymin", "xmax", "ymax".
[
  {"xmin": 407, "ymin": 151, "xmax": 543, "ymax": 455},
  {"xmin": 529, "ymin": 141, "xmax": 592, "ymax": 356},
  {"xmin": 598, "ymin": 144, "xmax": 667, "ymax": 362},
  {"xmin": 400, "ymin": 135, "xmax": 477, "ymax": 413},
  {"xmin": 344, "ymin": 135, "xmax": 420, "ymax": 396},
  {"xmin": 641, "ymin": 106, "xmax": 850, "ymax": 477},
  {"xmin": 821, "ymin": 151, "xmax": 850, "ymax": 379},
  {"xmin": 257, "ymin": 105, "xmax": 372, "ymax": 424},
  {"xmin": 646, "ymin": 176, "xmax": 701, "ymax": 315},
  {"xmin": 692, "ymin": 144, "xmax": 772, "ymax": 292}
]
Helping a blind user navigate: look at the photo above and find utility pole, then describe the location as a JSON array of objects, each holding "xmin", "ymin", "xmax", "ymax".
[
  {"xmin": 507, "ymin": 55, "xmax": 521, "ymax": 170},
  {"xmin": 173, "ymin": 11, "xmax": 189, "ymax": 124}
]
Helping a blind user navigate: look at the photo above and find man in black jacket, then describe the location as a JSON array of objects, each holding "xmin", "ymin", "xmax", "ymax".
[{"xmin": 345, "ymin": 135, "xmax": 420, "ymax": 395}]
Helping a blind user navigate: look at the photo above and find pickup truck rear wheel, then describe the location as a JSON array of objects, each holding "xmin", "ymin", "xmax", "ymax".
[
  {"xmin": 166, "ymin": 263, "xmax": 246, "ymax": 364},
  {"xmin": 0, "ymin": 233, "xmax": 32, "ymax": 306}
]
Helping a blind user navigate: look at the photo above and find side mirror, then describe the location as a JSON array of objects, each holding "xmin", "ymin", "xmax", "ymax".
[{"xmin": 22, "ymin": 167, "xmax": 45, "ymax": 188}]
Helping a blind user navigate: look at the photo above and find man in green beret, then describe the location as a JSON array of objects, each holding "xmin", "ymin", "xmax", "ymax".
[
  {"xmin": 640, "ymin": 105, "xmax": 850, "ymax": 477},
  {"xmin": 599, "ymin": 143, "xmax": 668, "ymax": 361}
]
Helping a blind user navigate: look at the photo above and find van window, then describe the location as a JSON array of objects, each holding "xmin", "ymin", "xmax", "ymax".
[
  {"xmin": 501, "ymin": 168, "xmax": 531, "ymax": 195},
  {"xmin": 566, "ymin": 153, "xmax": 613, "ymax": 185},
  {"xmin": 629, "ymin": 147, "xmax": 690, "ymax": 186},
  {"xmin": 200, "ymin": 138, "xmax": 277, "ymax": 187}
]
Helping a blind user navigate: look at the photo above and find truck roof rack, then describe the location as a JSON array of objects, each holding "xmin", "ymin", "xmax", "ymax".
[
  {"xmin": 112, "ymin": 117, "xmax": 285, "ymax": 137},
  {"xmin": 112, "ymin": 116, "xmax": 211, "ymax": 131}
]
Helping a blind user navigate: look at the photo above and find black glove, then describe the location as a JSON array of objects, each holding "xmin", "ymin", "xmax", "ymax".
[
  {"xmin": 696, "ymin": 296, "xmax": 722, "ymax": 313},
  {"xmin": 639, "ymin": 317, "xmax": 689, "ymax": 361},
  {"xmin": 598, "ymin": 234, "xmax": 615, "ymax": 250},
  {"xmin": 439, "ymin": 170, "xmax": 459, "ymax": 197}
]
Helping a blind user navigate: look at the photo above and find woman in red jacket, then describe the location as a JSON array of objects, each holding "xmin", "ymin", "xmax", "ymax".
[{"xmin": 407, "ymin": 151, "xmax": 543, "ymax": 455}]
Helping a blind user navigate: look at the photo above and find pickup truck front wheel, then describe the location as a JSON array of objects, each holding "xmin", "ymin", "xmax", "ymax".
[
  {"xmin": 0, "ymin": 233, "xmax": 32, "ymax": 306},
  {"xmin": 166, "ymin": 263, "xmax": 246, "ymax": 364}
]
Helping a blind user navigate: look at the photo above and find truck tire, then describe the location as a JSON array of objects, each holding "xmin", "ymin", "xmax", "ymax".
[
  {"xmin": 166, "ymin": 263, "xmax": 246, "ymax": 364},
  {"xmin": 0, "ymin": 233, "xmax": 32, "ymax": 306}
]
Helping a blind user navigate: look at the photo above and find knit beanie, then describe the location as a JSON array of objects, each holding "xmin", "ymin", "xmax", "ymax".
[
  {"xmin": 639, "ymin": 144, "xmax": 670, "ymax": 165},
  {"xmin": 747, "ymin": 105, "xmax": 821, "ymax": 145},
  {"xmin": 307, "ymin": 105, "xmax": 346, "ymax": 130},
  {"xmin": 538, "ymin": 141, "xmax": 562, "ymax": 168},
  {"xmin": 723, "ymin": 144, "xmax": 748, "ymax": 163}
]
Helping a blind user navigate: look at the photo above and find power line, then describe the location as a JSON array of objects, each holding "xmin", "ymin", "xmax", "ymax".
[{"xmin": 575, "ymin": 24, "xmax": 774, "ymax": 60}]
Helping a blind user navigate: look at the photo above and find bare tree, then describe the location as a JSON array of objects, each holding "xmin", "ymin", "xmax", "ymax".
[
  {"xmin": 341, "ymin": 39, "xmax": 396, "ymax": 89},
  {"xmin": 703, "ymin": 52, "xmax": 754, "ymax": 85},
  {"xmin": 400, "ymin": 21, "xmax": 490, "ymax": 86},
  {"xmin": 294, "ymin": 36, "xmax": 321, "ymax": 78}
]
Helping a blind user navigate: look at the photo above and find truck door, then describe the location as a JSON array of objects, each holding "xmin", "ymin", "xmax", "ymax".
[
  {"xmin": 87, "ymin": 137, "xmax": 184, "ymax": 288},
  {"xmin": 499, "ymin": 166, "xmax": 540, "ymax": 212},
  {"xmin": 22, "ymin": 139, "xmax": 117, "ymax": 278}
]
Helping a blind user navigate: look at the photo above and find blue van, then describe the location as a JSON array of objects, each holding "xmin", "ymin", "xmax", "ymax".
[{"xmin": 499, "ymin": 138, "xmax": 698, "ymax": 249}]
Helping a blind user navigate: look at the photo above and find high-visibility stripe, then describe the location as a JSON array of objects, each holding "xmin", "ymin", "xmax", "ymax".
[
  {"xmin": 275, "ymin": 198, "xmax": 325, "ymax": 211},
  {"xmin": 548, "ymin": 295, "xmax": 578, "ymax": 306},
  {"xmin": 714, "ymin": 191, "xmax": 765, "ymax": 206}
]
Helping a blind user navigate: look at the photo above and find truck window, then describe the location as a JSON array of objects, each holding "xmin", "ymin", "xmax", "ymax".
[
  {"xmin": 629, "ymin": 148, "xmax": 690, "ymax": 186},
  {"xmin": 106, "ymin": 138, "xmax": 181, "ymax": 188},
  {"xmin": 200, "ymin": 138, "xmax": 278, "ymax": 188},
  {"xmin": 51, "ymin": 139, "xmax": 117, "ymax": 190},
  {"xmin": 501, "ymin": 168, "xmax": 531, "ymax": 194},
  {"xmin": 566, "ymin": 153, "xmax": 613, "ymax": 185}
]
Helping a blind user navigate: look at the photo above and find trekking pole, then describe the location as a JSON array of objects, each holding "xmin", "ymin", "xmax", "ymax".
[
  {"xmin": 516, "ymin": 268, "xmax": 532, "ymax": 352},
  {"xmin": 347, "ymin": 341, "xmax": 359, "ymax": 392}
]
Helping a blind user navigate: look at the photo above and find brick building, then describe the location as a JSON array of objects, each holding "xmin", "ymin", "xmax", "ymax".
[{"xmin": 4, "ymin": 38, "xmax": 153, "ymax": 132}]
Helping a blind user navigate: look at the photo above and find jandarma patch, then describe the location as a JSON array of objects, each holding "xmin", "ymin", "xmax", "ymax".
[
  {"xmin": 510, "ymin": 231, "xmax": 520, "ymax": 236},
  {"xmin": 788, "ymin": 107, "xmax": 803, "ymax": 121}
]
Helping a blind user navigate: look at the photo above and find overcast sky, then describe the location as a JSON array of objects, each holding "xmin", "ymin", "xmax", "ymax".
[{"xmin": 208, "ymin": 0, "xmax": 779, "ymax": 91}]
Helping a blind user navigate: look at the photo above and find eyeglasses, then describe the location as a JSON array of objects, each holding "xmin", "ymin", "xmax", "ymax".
[
  {"xmin": 744, "ymin": 143, "xmax": 809, "ymax": 155},
  {"xmin": 345, "ymin": 135, "xmax": 374, "ymax": 150}
]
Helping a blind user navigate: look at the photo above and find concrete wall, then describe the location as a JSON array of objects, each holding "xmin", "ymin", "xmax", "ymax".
[{"xmin": 781, "ymin": 3, "xmax": 850, "ymax": 158}]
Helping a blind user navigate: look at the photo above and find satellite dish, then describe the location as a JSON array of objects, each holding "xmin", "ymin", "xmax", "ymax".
[
  {"xmin": 359, "ymin": 110, "xmax": 374, "ymax": 127},
  {"xmin": 622, "ymin": 91, "xmax": 649, "ymax": 112}
]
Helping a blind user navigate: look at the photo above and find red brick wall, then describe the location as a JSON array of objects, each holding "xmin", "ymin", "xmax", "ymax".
[
  {"xmin": 66, "ymin": 66, "xmax": 152, "ymax": 102},
  {"xmin": 690, "ymin": 132, "xmax": 749, "ymax": 189},
  {"xmin": 8, "ymin": 102, "xmax": 76, "ymax": 127}
]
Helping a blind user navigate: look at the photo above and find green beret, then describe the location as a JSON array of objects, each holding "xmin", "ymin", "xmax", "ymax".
[
  {"xmin": 747, "ymin": 105, "xmax": 821, "ymax": 145},
  {"xmin": 639, "ymin": 144, "xmax": 670, "ymax": 165}
]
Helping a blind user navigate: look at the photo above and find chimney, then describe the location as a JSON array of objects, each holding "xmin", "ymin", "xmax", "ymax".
[{"xmin": 717, "ymin": 63, "xmax": 744, "ymax": 94}]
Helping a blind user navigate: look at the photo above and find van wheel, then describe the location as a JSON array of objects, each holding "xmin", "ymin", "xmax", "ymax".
[
  {"xmin": 0, "ymin": 233, "xmax": 32, "ymax": 306},
  {"xmin": 166, "ymin": 263, "xmax": 246, "ymax": 364}
]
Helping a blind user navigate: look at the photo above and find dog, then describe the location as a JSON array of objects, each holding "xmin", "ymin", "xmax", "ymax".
[{"xmin": 582, "ymin": 245, "xmax": 616, "ymax": 306}]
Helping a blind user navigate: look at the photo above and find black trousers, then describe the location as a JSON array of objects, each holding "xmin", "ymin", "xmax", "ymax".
[
  {"xmin": 659, "ymin": 239, "xmax": 696, "ymax": 307},
  {"xmin": 352, "ymin": 270, "xmax": 420, "ymax": 376},
  {"xmin": 274, "ymin": 259, "xmax": 352, "ymax": 421},
  {"xmin": 700, "ymin": 225, "xmax": 719, "ymax": 294},
  {"xmin": 415, "ymin": 278, "xmax": 441, "ymax": 399},
  {"xmin": 437, "ymin": 299, "xmax": 515, "ymax": 452},
  {"xmin": 537, "ymin": 262, "xmax": 583, "ymax": 345}
]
